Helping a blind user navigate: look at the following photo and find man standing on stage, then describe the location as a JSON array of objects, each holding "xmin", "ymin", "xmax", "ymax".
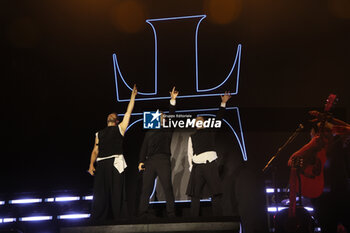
[
  {"xmin": 138, "ymin": 87, "xmax": 179, "ymax": 218},
  {"xmin": 186, "ymin": 92, "xmax": 231, "ymax": 216},
  {"xmin": 88, "ymin": 85, "xmax": 137, "ymax": 222}
]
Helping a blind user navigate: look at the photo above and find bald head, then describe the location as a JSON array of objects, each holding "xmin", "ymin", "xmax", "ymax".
[{"xmin": 107, "ymin": 113, "xmax": 119, "ymax": 126}]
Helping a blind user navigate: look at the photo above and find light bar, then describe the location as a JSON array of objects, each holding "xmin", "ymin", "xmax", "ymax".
[
  {"xmin": 150, "ymin": 199, "xmax": 211, "ymax": 204},
  {"xmin": 82, "ymin": 195, "xmax": 93, "ymax": 200},
  {"xmin": 304, "ymin": 207, "xmax": 314, "ymax": 212},
  {"xmin": 54, "ymin": 196, "xmax": 80, "ymax": 202},
  {"xmin": 57, "ymin": 214, "xmax": 90, "ymax": 219},
  {"xmin": 267, "ymin": 206, "xmax": 314, "ymax": 212},
  {"xmin": 265, "ymin": 188, "xmax": 291, "ymax": 193},
  {"xmin": 9, "ymin": 198, "xmax": 42, "ymax": 204},
  {"xmin": 44, "ymin": 198, "xmax": 55, "ymax": 202},
  {"xmin": 19, "ymin": 216, "xmax": 52, "ymax": 222},
  {"xmin": 267, "ymin": 207, "xmax": 288, "ymax": 212},
  {"xmin": 0, "ymin": 201, "xmax": 5, "ymax": 205},
  {"xmin": 2, "ymin": 218, "xmax": 16, "ymax": 223},
  {"xmin": 266, "ymin": 188, "xmax": 275, "ymax": 193}
]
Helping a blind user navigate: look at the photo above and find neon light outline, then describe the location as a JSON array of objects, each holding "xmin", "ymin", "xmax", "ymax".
[
  {"xmin": 9, "ymin": 198, "xmax": 42, "ymax": 204},
  {"xmin": 58, "ymin": 214, "xmax": 91, "ymax": 219},
  {"xmin": 113, "ymin": 14, "xmax": 242, "ymax": 102},
  {"xmin": 19, "ymin": 216, "xmax": 53, "ymax": 221}
]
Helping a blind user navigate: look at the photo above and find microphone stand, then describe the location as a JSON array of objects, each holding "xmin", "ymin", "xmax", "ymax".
[{"xmin": 262, "ymin": 124, "xmax": 304, "ymax": 205}]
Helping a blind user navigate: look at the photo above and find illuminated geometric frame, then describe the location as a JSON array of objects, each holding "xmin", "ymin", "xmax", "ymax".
[
  {"xmin": 113, "ymin": 14, "xmax": 247, "ymax": 161},
  {"xmin": 113, "ymin": 15, "xmax": 242, "ymax": 102}
]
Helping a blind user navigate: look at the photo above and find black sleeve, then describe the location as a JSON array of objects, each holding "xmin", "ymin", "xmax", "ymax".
[
  {"xmin": 169, "ymin": 102, "xmax": 176, "ymax": 115},
  {"xmin": 216, "ymin": 106, "xmax": 226, "ymax": 120},
  {"xmin": 139, "ymin": 132, "xmax": 149, "ymax": 163},
  {"xmin": 168, "ymin": 102, "xmax": 177, "ymax": 132}
]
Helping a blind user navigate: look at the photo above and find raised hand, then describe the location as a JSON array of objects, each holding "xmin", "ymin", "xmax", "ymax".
[
  {"xmin": 221, "ymin": 91, "xmax": 232, "ymax": 103},
  {"xmin": 138, "ymin": 162, "xmax": 145, "ymax": 171},
  {"xmin": 170, "ymin": 86, "xmax": 179, "ymax": 100},
  {"xmin": 132, "ymin": 84, "xmax": 138, "ymax": 97}
]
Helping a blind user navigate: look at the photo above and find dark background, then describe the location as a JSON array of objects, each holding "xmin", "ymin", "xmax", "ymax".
[{"xmin": 1, "ymin": 0, "xmax": 349, "ymax": 195}]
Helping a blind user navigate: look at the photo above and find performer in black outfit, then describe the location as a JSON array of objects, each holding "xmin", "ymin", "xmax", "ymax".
[
  {"xmin": 138, "ymin": 87, "xmax": 179, "ymax": 218},
  {"xmin": 186, "ymin": 92, "xmax": 231, "ymax": 216},
  {"xmin": 88, "ymin": 85, "xmax": 137, "ymax": 222}
]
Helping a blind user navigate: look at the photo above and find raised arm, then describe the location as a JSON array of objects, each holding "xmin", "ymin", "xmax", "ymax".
[
  {"xmin": 119, "ymin": 85, "xmax": 137, "ymax": 135},
  {"xmin": 88, "ymin": 135, "xmax": 99, "ymax": 176},
  {"xmin": 287, "ymin": 136, "xmax": 324, "ymax": 167},
  {"xmin": 217, "ymin": 91, "xmax": 231, "ymax": 120},
  {"xmin": 169, "ymin": 86, "xmax": 179, "ymax": 115}
]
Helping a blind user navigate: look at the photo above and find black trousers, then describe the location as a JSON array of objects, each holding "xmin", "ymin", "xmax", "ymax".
[
  {"xmin": 139, "ymin": 154, "xmax": 175, "ymax": 217},
  {"xmin": 91, "ymin": 158, "xmax": 125, "ymax": 222},
  {"xmin": 186, "ymin": 160, "xmax": 222, "ymax": 216}
]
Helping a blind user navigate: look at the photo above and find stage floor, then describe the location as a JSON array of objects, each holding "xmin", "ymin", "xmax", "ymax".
[{"xmin": 60, "ymin": 217, "xmax": 240, "ymax": 233}]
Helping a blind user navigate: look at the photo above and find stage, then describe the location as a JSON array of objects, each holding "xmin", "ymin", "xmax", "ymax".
[{"xmin": 60, "ymin": 217, "xmax": 240, "ymax": 233}]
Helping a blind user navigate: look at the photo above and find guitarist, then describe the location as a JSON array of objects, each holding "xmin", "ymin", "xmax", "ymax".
[{"xmin": 288, "ymin": 112, "xmax": 350, "ymax": 233}]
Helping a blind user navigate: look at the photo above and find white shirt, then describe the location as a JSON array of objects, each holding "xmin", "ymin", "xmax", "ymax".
[
  {"xmin": 187, "ymin": 102, "xmax": 226, "ymax": 171},
  {"xmin": 95, "ymin": 125, "xmax": 127, "ymax": 173},
  {"xmin": 187, "ymin": 136, "xmax": 218, "ymax": 172}
]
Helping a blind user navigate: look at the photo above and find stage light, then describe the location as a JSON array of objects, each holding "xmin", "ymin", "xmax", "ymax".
[
  {"xmin": 204, "ymin": 0, "xmax": 242, "ymax": 25},
  {"xmin": 266, "ymin": 188, "xmax": 275, "ymax": 193},
  {"xmin": 54, "ymin": 196, "xmax": 80, "ymax": 202},
  {"xmin": 110, "ymin": 0, "xmax": 146, "ymax": 33},
  {"xmin": 328, "ymin": 0, "xmax": 350, "ymax": 19},
  {"xmin": 267, "ymin": 206, "xmax": 314, "ymax": 212},
  {"xmin": 9, "ymin": 198, "xmax": 42, "ymax": 204},
  {"xmin": 304, "ymin": 207, "xmax": 314, "ymax": 212},
  {"xmin": 149, "ymin": 199, "xmax": 211, "ymax": 204},
  {"xmin": 267, "ymin": 207, "xmax": 287, "ymax": 212},
  {"xmin": 44, "ymin": 198, "xmax": 55, "ymax": 202},
  {"xmin": 82, "ymin": 195, "xmax": 93, "ymax": 200},
  {"xmin": 57, "ymin": 214, "xmax": 90, "ymax": 219},
  {"xmin": 19, "ymin": 216, "xmax": 52, "ymax": 221},
  {"xmin": 2, "ymin": 218, "xmax": 16, "ymax": 223}
]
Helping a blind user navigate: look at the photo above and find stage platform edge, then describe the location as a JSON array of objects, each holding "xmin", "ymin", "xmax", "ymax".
[{"xmin": 60, "ymin": 221, "xmax": 240, "ymax": 233}]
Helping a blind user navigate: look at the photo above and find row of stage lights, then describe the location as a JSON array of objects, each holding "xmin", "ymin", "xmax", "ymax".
[
  {"xmin": 0, "ymin": 196, "xmax": 93, "ymax": 223},
  {"xmin": 0, "ymin": 188, "xmax": 314, "ymax": 223}
]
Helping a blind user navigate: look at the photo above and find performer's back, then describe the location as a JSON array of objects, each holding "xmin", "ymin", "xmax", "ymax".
[{"xmin": 98, "ymin": 126, "xmax": 123, "ymax": 158}]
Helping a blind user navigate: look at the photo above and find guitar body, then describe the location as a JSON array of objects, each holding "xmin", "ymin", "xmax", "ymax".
[{"xmin": 299, "ymin": 148, "xmax": 327, "ymax": 198}]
